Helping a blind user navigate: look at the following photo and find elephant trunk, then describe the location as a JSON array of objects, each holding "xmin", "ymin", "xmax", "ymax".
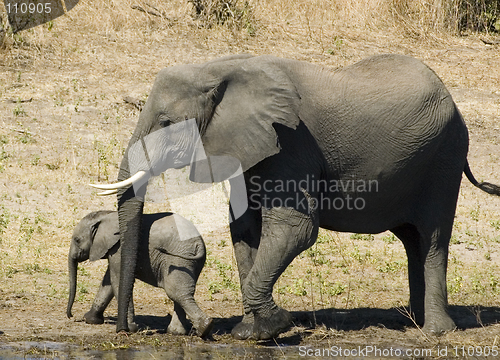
[
  {"xmin": 116, "ymin": 148, "xmax": 146, "ymax": 332},
  {"xmin": 67, "ymin": 251, "xmax": 79, "ymax": 318}
]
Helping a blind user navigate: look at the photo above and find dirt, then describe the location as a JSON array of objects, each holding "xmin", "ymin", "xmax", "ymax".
[{"xmin": 1, "ymin": 2, "xmax": 500, "ymax": 358}]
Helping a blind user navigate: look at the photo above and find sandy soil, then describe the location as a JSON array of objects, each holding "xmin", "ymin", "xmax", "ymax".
[{"xmin": 1, "ymin": 2, "xmax": 500, "ymax": 358}]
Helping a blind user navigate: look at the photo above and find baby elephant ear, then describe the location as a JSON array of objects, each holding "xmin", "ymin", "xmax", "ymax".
[
  {"xmin": 200, "ymin": 55, "xmax": 301, "ymax": 172},
  {"xmin": 89, "ymin": 213, "xmax": 120, "ymax": 262}
]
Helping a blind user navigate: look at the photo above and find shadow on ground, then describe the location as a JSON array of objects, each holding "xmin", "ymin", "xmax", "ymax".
[{"xmin": 105, "ymin": 305, "xmax": 500, "ymax": 341}]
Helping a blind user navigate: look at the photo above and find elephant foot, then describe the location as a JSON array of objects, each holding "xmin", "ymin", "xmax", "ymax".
[
  {"xmin": 422, "ymin": 314, "xmax": 456, "ymax": 335},
  {"xmin": 194, "ymin": 316, "xmax": 214, "ymax": 338},
  {"xmin": 128, "ymin": 322, "xmax": 139, "ymax": 333},
  {"xmin": 252, "ymin": 308, "xmax": 293, "ymax": 340},
  {"xmin": 84, "ymin": 310, "xmax": 104, "ymax": 325},
  {"xmin": 167, "ymin": 313, "xmax": 188, "ymax": 336},
  {"xmin": 167, "ymin": 324, "xmax": 187, "ymax": 335},
  {"xmin": 232, "ymin": 320, "xmax": 254, "ymax": 340}
]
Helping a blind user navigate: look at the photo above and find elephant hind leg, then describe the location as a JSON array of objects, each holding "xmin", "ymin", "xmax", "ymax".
[
  {"xmin": 420, "ymin": 222, "xmax": 456, "ymax": 334},
  {"xmin": 392, "ymin": 224, "xmax": 425, "ymax": 326},
  {"xmin": 164, "ymin": 271, "xmax": 213, "ymax": 337},
  {"xmin": 393, "ymin": 220, "xmax": 456, "ymax": 334},
  {"xmin": 167, "ymin": 302, "xmax": 189, "ymax": 335}
]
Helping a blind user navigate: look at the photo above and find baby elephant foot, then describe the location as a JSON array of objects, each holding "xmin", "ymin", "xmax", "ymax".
[
  {"xmin": 84, "ymin": 309, "xmax": 105, "ymax": 325},
  {"xmin": 167, "ymin": 314, "xmax": 188, "ymax": 336},
  {"xmin": 167, "ymin": 322, "xmax": 187, "ymax": 335},
  {"xmin": 252, "ymin": 308, "xmax": 293, "ymax": 340},
  {"xmin": 193, "ymin": 316, "xmax": 214, "ymax": 338}
]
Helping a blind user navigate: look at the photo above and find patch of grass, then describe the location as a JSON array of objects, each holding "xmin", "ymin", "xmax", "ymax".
[
  {"xmin": 350, "ymin": 233, "xmax": 374, "ymax": 241},
  {"xmin": 94, "ymin": 136, "xmax": 120, "ymax": 181},
  {"xmin": 13, "ymin": 103, "xmax": 26, "ymax": 117},
  {"xmin": 78, "ymin": 265, "xmax": 91, "ymax": 277},
  {"xmin": 490, "ymin": 219, "xmax": 500, "ymax": 230},
  {"xmin": 31, "ymin": 154, "xmax": 40, "ymax": 166},
  {"xmin": 206, "ymin": 256, "xmax": 238, "ymax": 299},
  {"xmin": 377, "ymin": 260, "xmax": 405, "ymax": 273},
  {"xmin": 382, "ymin": 234, "xmax": 397, "ymax": 243},
  {"xmin": 17, "ymin": 130, "xmax": 33, "ymax": 144},
  {"xmin": 0, "ymin": 205, "xmax": 11, "ymax": 237}
]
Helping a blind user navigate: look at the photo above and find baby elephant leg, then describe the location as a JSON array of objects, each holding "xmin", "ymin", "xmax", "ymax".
[
  {"xmin": 167, "ymin": 302, "xmax": 189, "ymax": 335},
  {"xmin": 165, "ymin": 270, "xmax": 213, "ymax": 338},
  {"xmin": 85, "ymin": 268, "xmax": 113, "ymax": 324}
]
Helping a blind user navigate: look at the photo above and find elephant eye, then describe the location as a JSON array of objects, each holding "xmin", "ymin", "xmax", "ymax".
[
  {"xmin": 158, "ymin": 113, "xmax": 171, "ymax": 127},
  {"xmin": 159, "ymin": 119, "xmax": 171, "ymax": 127}
]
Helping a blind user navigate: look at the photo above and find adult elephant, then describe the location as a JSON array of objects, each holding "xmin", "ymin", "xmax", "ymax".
[{"xmin": 92, "ymin": 53, "xmax": 500, "ymax": 339}]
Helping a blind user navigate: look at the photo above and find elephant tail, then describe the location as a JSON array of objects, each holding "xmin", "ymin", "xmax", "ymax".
[
  {"xmin": 464, "ymin": 161, "xmax": 500, "ymax": 196},
  {"xmin": 156, "ymin": 236, "xmax": 206, "ymax": 261}
]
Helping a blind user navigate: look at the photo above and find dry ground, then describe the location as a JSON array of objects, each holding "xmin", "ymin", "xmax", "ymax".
[{"xmin": 1, "ymin": 0, "xmax": 500, "ymax": 358}]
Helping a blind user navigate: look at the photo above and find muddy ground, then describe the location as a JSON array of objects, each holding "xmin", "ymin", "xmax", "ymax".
[{"xmin": 1, "ymin": 1, "xmax": 500, "ymax": 358}]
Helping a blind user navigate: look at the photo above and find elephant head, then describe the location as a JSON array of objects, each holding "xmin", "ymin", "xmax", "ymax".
[
  {"xmin": 67, "ymin": 210, "xmax": 117, "ymax": 318},
  {"xmin": 90, "ymin": 54, "xmax": 302, "ymax": 332}
]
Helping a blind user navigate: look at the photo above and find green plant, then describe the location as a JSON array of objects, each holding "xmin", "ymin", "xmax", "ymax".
[
  {"xmin": 377, "ymin": 260, "xmax": 405, "ymax": 273},
  {"xmin": 5, "ymin": 266, "xmax": 19, "ymax": 278},
  {"xmin": 490, "ymin": 220, "xmax": 500, "ymax": 230},
  {"xmin": 350, "ymin": 233, "xmax": 374, "ymax": 241},
  {"xmin": 470, "ymin": 204, "xmax": 480, "ymax": 221},
  {"xmin": 448, "ymin": 275, "xmax": 464, "ymax": 295},
  {"xmin": 327, "ymin": 281, "xmax": 346, "ymax": 296},
  {"xmin": 13, "ymin": 103, "xmax": 26, "ymax": 117},
  {"xmin": 382, "ymin": 234, "xmax": 397, "ymax": 243},
  {"xmin": 24, "ymin": 263, "xmax": 42, "ymax": 274},
  {"xmin": 31, "ymin": 154, "xmax": 40, "ymax": 166},
  {"xmin": 450, "ymin": 233, "xmax": 462, "ymax": 244},
  {"xmin": 94, "ymin": 136, "xmax": 119, "ymax": 181},
  {"xmin": 206, "ymin": 256, "xmax": 238, "ymax": 298},
  {"xmin": 78, "ymin": 265, "xmax": 91, "ymax": 277},
  {"xmin": 0, "ymin": 205, "xmax": 10, "ymax": 237}
]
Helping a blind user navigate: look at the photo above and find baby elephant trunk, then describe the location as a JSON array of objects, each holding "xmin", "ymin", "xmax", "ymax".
[{"xmin": 67, "ymin": 255, "xmax": 79, "ymax": 318}]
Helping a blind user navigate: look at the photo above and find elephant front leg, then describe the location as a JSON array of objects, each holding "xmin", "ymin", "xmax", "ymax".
[
  {"xmin": 242, "ymin": 204, "xmax": 319, "ymax": 340},
  {"xmin": 230, "ymin": 205, "xmax": 261, "ymax": 339},
  {"xmin": 85, "ymin": 268, "xmax": 114, "ymax": 324},
  {"xmin": 109, "ymin": 263, "xmax": 139, "ymax": 332}
]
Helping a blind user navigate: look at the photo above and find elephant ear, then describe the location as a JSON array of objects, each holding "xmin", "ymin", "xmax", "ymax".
[
  {"xmin": 89, "ymin": 213, "xmax": 120, "ymax": 262},
  {"xmin": 194, "ymin": 55, "xmax": 301, "ymax": 176}
]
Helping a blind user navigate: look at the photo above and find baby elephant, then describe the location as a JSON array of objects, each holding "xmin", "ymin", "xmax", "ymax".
[{"xmin": 67, "ymin": 210, "xmax": 213, "ymax": 337}]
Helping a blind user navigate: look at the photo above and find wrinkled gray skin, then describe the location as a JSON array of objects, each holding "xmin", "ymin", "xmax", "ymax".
[
  {"xmin": 114, "ymin": 54, "xmax": 500, "ymax": 339},
  {"xmin": 67, "ymin": 210, "xmax": 213, "ymax": 337}
]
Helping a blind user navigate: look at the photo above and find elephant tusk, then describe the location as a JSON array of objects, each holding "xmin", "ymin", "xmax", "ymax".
[
  {"xmin": 89, "ymin": 170, "xmax": 148, "ymax": 190},
  {"xmin": 96, "ymin": 189, "xmax": 118, "ymax": 196}
]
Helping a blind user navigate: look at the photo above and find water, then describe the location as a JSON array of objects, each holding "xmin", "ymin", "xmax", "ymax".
[{"xmin": 0, "ymin": 341, "xmax": 299, "ymax": 359}]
